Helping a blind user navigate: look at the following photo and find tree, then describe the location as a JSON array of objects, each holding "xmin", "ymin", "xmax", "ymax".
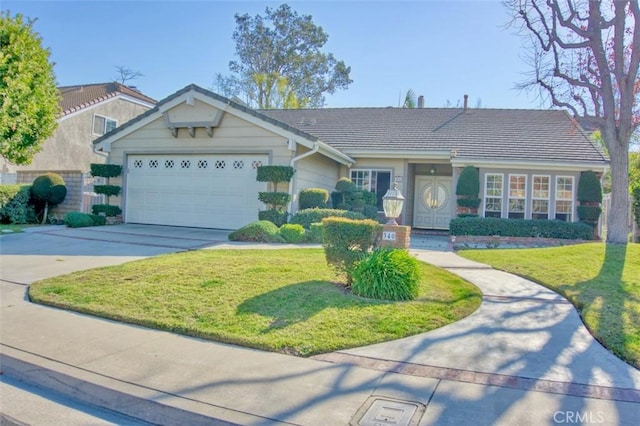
[
  {"xmin": 113, "ymin": 65, "xmax": 144, "ymax": 85},
  {"xmin": 0, "ymin": 12, "xmax": 59, "ymax": 165},
  {"xmin": 218, "ymin": 4, "xmax": 352, "ymax": 109},
  {"xmin": 506, "ymin": 0, "xmax": 639, "ymax": 244}
]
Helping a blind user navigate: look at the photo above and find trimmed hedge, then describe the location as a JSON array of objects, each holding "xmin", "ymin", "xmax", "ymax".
[
  {"xmin": 578, "ymin": 171, "xmax": 603, "ymax": 203},
  {"xmin": 228, "ymin": 220, "xmax": 284, "ymax": 243},
  {"xmin": 289, "ymin": 208, "xmax": 366, "ymax": 229},
  {"xmin": 258, "ymin": 192, "xmax": 291, "ymax": 207},
  {"xmin": 279, "ymin": 223, "xmax": 306, "ymax": 243},
  {"xmin": 256, "ymin": 166, "xmax": 295, "ymax": 185},
  {"xmin": 351, "ymin": 248, "xmax": 420, "ymax": 301},
  {"xmin": 258, "ymin": 210, "xmax": 288, "ymax": 227},
  {"xmin": 456, "ymin": 166, "xmax": 480, "ymax": 197},
  {"xmin": 93, "ymin": 185, "xmax": 121, "ymax": 197},
  {"xmin": 90, "ymin": 164, "xmax": 122, "ymax": 178},
  {"xmin": 32, "ymin": 173, "xmax": 67, "ymax": 205},
  {"xmin": 577, "ymin": 205, "xmax": 602, "ymax": 222},
  {"xmin": 64, "ymin": 212, "xmax": 106, "ymax": 228},
  {"xmin": 299, "ymin": 188, "xmax": 329, "ymax": 209},
  {"xmin": 456, "ymin": 198, "xmax": 481, "ymax": 208},
  {"xmin": 91, "ymin": 204, "xmax": 122, "ymax": 217},
  {"xmin": 0, "ymin": 184, "xmax": 33, "ymax": 224},
  {"xmin": 322, "ymin": 217, "xmax": 382, "ymax": 284},
  {"xmin": 449, "ymin": 217, "xmax": 594, "ymax": 240},
  {"xmin": 308, "ymin": 222, "xmax": 324, "ymax": 243}
]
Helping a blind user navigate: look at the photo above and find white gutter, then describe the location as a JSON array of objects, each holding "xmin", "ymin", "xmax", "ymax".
[{"xmin": 288, "ymin": 141, "xmax": 320, "ymax": 215}]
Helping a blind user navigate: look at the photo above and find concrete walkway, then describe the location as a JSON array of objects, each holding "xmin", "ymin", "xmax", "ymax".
[{"xmin": 1, "ymin": 224, "xmax": 639, "ymax": 425}]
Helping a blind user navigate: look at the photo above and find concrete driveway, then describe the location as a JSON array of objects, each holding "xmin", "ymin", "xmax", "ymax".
[{"xmin": 0, "ymin": 224, "xmax": 232, "ymax": 284}]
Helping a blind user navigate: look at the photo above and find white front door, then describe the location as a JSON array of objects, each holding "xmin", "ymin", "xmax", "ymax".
[{"xmin": 413, "ymin": 176, "xmax": 453, "ymax": 229}]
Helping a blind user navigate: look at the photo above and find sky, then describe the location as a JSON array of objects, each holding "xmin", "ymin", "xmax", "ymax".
[{"xmin": 2, "ymin": 0, "xmax": 546, "ymax": 109}]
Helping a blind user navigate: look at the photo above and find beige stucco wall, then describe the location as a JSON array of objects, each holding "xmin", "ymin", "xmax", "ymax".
[
  {"xmin": 107, "ymin": 101, "xmax": 297, "ymax": 210},
  {"xmin": 0, "ymin": 97, "xmax": 151, "ymax": 174},
  {"xmin": 291, "ymin": 149, "xmax": 341, "ymax": 210}
]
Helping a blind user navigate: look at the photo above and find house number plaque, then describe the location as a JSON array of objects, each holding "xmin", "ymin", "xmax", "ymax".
[{"xmin": 382, "ymin": 231, "xmax": 397, "ymax": 241}]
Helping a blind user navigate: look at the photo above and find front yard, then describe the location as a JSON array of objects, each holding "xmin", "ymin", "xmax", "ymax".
[
  {"xmin": 29, "ymin": 248, "xmax": 481, "ymax": 356},
  {"xmin": 460, "ymin": 243, "xmax": 640, "ymax": 369}
]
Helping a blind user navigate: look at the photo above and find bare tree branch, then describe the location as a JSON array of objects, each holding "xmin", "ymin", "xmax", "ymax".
[{"xmin": 114, "ymin": 65, "xmax": 144, "ymax": 85}]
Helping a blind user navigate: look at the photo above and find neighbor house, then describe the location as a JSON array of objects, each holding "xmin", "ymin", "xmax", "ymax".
[
  {"xmin": 0, "ymin": 82, "xmax": 156, "ymax": 214},
  {"xmin": 93, "ymin": 84, "xmax": 608, "ymax": 230}
]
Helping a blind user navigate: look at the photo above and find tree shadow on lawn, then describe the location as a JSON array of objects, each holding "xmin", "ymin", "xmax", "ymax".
[
  {"xmin": 555, "ymin": 243, "xmax": 639, "ymax": 368},
  {"xmin": 236, "ymin": 280, "xmax": 387, "ymax": 332}
]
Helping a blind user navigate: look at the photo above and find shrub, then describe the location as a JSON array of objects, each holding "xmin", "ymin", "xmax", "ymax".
[
  {"xmin": 456, "ymin": 166, "xmax": 480, "ymax": 197},
  {"xmin": 577, "ymin": 205, "xmax": 602, "ymax": 222},
  {"xmin": 362, "ymin": 204, "xmax": 379, "ymax": 220},
  {"xmin": 308, "ymin": 222, "xmax": 324, "ymax": 243},
  {"xmin": 449, "ymin": 217, "xmax": 594, "ymax": 240},
  {"xmin": 90, "ymin": 164, "xmax": 122, "ymax": 178},
  {"xmin": 258, "ymin": 192, "xmax": 291, "ymax": 208},
  {"xmin": 351, "ymin": 248, "xmax": 420, "ymax": 301},
  {"xmin": 456, "ymin": 198, "xmax": 481, "ymax": 208},
  {"xmin": 91, "ymin": 204, "xmax": 122, "ymax": 217},
  {"xmin": 256, "ymin": 166, "xmax": 295, "ymax": 188},
  {"xmin": 228, "ymin": 220, "xmax": 284, "ymax": 243},
  {"xmin": 299, "ymin": 188, "xmax": 329, "ymax": 209},
  {"xmin": 0, "ymin": 184, "xmax": 33, "ymax": 224},
  {"xmin": 335, "ymin": 177, "xmax": 356, "ymax": 194},
  {"xmin": 93, "ymin": 185, "xmax": 121, "ymax": 197},
  {"xmin": 578, "ymin": 171, "xmax": 603, "ymax": 203},
  {"xmin": 31, "ymin": 173, "xmax": 67, "ymax": 224},
  {"xmin": 64, "ymin": 211, "xmax": 105, "ymax": 228},
  {"xmin": 258, "ymin": 210, "xmax": 288, "ymax": 227},
  {"xmin": 289, "ymin": 208, "xmax": 366, "ymax": 228},
  {"xmin": 322, "ymin": 217, "xmax": 382, "ymax": 283},
  {"xmin": 279, "ymin": 223, "xmax": 306, "ymax": 243}
]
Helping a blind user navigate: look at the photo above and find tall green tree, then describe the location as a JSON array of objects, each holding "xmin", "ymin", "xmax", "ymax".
[
  {"xmin": 0, "ymin": 12, "xmax": 59, "ymax": 165},
  {"xmin": 506, "ymin": 0, "xmax": 639, "ymax": 244},
  {"xmin": 217, "ymin": 4, "xmax": 352, "ymax": 109}
]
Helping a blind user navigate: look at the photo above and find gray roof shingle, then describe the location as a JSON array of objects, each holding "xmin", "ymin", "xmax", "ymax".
[{"xmin": 260, "ymin": 108, "xmax": 609, "ymax": 164}]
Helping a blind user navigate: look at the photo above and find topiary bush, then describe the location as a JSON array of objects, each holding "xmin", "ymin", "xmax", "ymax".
[
  {"xmin": 449, "ymin": 217, "xmax": 594, "ymax": 240},
  {"xmin": 228, "ymin": 220, "xmax": 284, "ymax": 243},
  {"xmin": 93, "ymin": 185, "xmax": 121, "ymax": 197},
  {"xmin": 279, "ymin": 223, "xmax": 306, "ymax": 243},
  {"xmin": 578, "ymin": 170, "xmax": 603, "ymax": 203},
  {"xmin": 456, "ymin": 166, "xmax": 480, "ymax": 213},
  {"xmin": 64, "ymin": 212, "xmax": 106, "ymax": 228},
  {"xmin": 256, "ymin": 165, "xmax": 295, "ymax": 189},
  {"xmin": 91, "ymin": 204, "xmax": 122, "ymax": 217},
  {"xmin": 322, "ymin": 217, "xmax": 382, "ymax": 284},
  {"xmin": 258, "ymin": 210, "xmax": 288, "ymax": 227},
  {"xmin": 31, "ymin": 173, "xmax": 67, "ymax": 224},
  {"xmin": 299, "ymin": 188, "xmax": 329, "ymax": 209},
  {"xmin": 289, "ymin": 208, "xmax": 366, "ymax": 229},
  {"xmin": 351, "ymin": 248, "xmax": 421, "ymax": 301},
  {"xmin": 90, "ymin": 164, "xmax": 122, "ymax": 178},
  {"xmin": 258, "ymin": 192, "xmax": 291, "ymax": 208},
  {"xmin": 0, "ymin": 184, "xmax": 34, "ymax": 224}
]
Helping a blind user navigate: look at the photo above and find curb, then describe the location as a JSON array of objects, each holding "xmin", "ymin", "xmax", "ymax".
[{"xmin": 0, "ymin": 345, "xmax": 280, "ymax": 426}]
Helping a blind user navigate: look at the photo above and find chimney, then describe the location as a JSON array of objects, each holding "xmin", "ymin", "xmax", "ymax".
[
  {"xmin": 418, "ymin": 95, "xmax": 424, "ymax": 108},
  {"xmin": 463, "ymin": 94, "xmax": 468, "ymax": 110}
]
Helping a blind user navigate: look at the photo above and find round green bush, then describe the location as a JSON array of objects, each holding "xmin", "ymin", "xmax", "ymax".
[
  {"xmin": 31, "ymin": 173, "xmax": 67, "ymax": 205},
  {"xmin": 279, "ymin": 223, "xmax": 306, "ymax": 243},
  {"xmin": 228, "ymin": 220, "xmax": 284, "ymax": 243},
  {"xmin": 299, "ymin": 188, "xmax": 329, "ymax": 209},
  {"xmin": 351, "ymin": 248, "xmax": 421, "ymax": 301},
  {"xmin": 258, "ymin": 209, "xmax": 288, "ymax": 227},
  {"xmin": 65, "ymin": 211, "xmax": 95, "ymax": 228},
  {"xmin": 335, "ymin": 177, "xmax": 356, "ymax": 193}
]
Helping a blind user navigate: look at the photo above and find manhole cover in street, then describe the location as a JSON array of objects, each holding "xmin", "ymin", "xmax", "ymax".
[{"xmin": 357, "ymin": 398, "xmax": 420, "ymax": 426}]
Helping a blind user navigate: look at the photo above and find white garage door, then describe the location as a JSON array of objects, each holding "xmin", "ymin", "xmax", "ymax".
[{"xmin": 125, "ymin": 154, "xmax": 268, "ymax": 229}]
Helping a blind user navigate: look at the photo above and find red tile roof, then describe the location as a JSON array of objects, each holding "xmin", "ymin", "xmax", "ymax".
[{"xmin": 58, "ymin": 82, "xmax": 156, "ymax": 116}]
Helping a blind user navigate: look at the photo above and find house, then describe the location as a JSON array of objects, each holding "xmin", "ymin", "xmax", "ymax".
[
  {"xmin": 93, "ymin": 84, "xmax": 608, "ymax": 230},
  {"xmin": 0, "ymin": 82, "xmax": 156, "ymax": 215}
]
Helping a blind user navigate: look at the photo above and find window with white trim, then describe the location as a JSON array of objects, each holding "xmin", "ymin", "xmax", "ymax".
[
  {"xmin": 350, "ymin": 169, "xmax": 391, "ymax": 210},
  {"xmin": 484, "ymin": 174, "xmax": 503, "ymax": 218},
  {"xmin": 555, "ymin": 176, "xmax": 574, "ymax": 222},
  {"xmin": 532, "ymin": 175, "xmax": 550, "ymax": 220},
  {"xmin": 508, "ymin": 174, "xmax": 526, "ymax": 219},
  {"xmin": 92, "ymin": 115, "xmax": 117, "ymax": 136}
]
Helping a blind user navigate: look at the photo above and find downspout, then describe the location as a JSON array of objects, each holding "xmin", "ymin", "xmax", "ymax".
[{"xmin": 288, "ymin": 141, "xmax": 320, "ymax": 215}]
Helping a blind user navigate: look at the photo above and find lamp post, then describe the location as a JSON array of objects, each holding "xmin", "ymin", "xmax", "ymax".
[
  {"xmin": 380, "ymin": 183, "xmax": 410, "ymax": 249},
  {"xmin": 382, "ymin": 184, "xmax": 405, "ymax": 225}
]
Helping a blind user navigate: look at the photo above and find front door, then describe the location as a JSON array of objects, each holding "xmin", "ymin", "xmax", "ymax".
[{"xmin": 413, "ymin": 176, "xmax": 453, "ymax": 229}]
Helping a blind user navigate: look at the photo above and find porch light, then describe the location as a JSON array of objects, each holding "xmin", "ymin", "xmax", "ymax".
[{"xmin": 382, "ymin": 183, "xmax": 405, "ymax": 225}]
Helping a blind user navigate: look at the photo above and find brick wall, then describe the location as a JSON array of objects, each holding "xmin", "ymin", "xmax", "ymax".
[{"xmin": 17, "ymin": 170, "xmax": 83, "ymax": 217}]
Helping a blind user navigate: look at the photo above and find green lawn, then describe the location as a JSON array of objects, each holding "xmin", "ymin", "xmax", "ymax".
[
  {"xmin": 0, "ymin": 223, "xmax": 32, "ymax": 234},
  {"xmin": 459, "ymin": 243, "xmax": 640, "ymax": 368},
  {"xmin": 29, "ymin": 249, "xmax": 481, "ymax": 356}
]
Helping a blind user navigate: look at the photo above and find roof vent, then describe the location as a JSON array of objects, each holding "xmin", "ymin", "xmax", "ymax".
[
  {"xmin": 418, "ymin": 95, "xmax": 424, "ymax": 108},
  {"xmin": 464, "ymin": 94, "xmax": 468, "ymax": 110}
]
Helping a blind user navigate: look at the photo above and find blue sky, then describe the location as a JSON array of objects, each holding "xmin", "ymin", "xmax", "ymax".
[{"xmin": 3, "ymin": 0, "xmax": 544, "ymax": 109}]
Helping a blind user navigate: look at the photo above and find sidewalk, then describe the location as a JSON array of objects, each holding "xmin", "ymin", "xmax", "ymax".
[{"xmin": 1, "ymin": 225, "xmax": 639, "ymax": 425}]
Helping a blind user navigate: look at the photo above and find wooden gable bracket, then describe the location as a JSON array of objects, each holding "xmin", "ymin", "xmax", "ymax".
[{"xmin": 162, "ymin": 108, "xmax": 224, "ymax": 138}]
